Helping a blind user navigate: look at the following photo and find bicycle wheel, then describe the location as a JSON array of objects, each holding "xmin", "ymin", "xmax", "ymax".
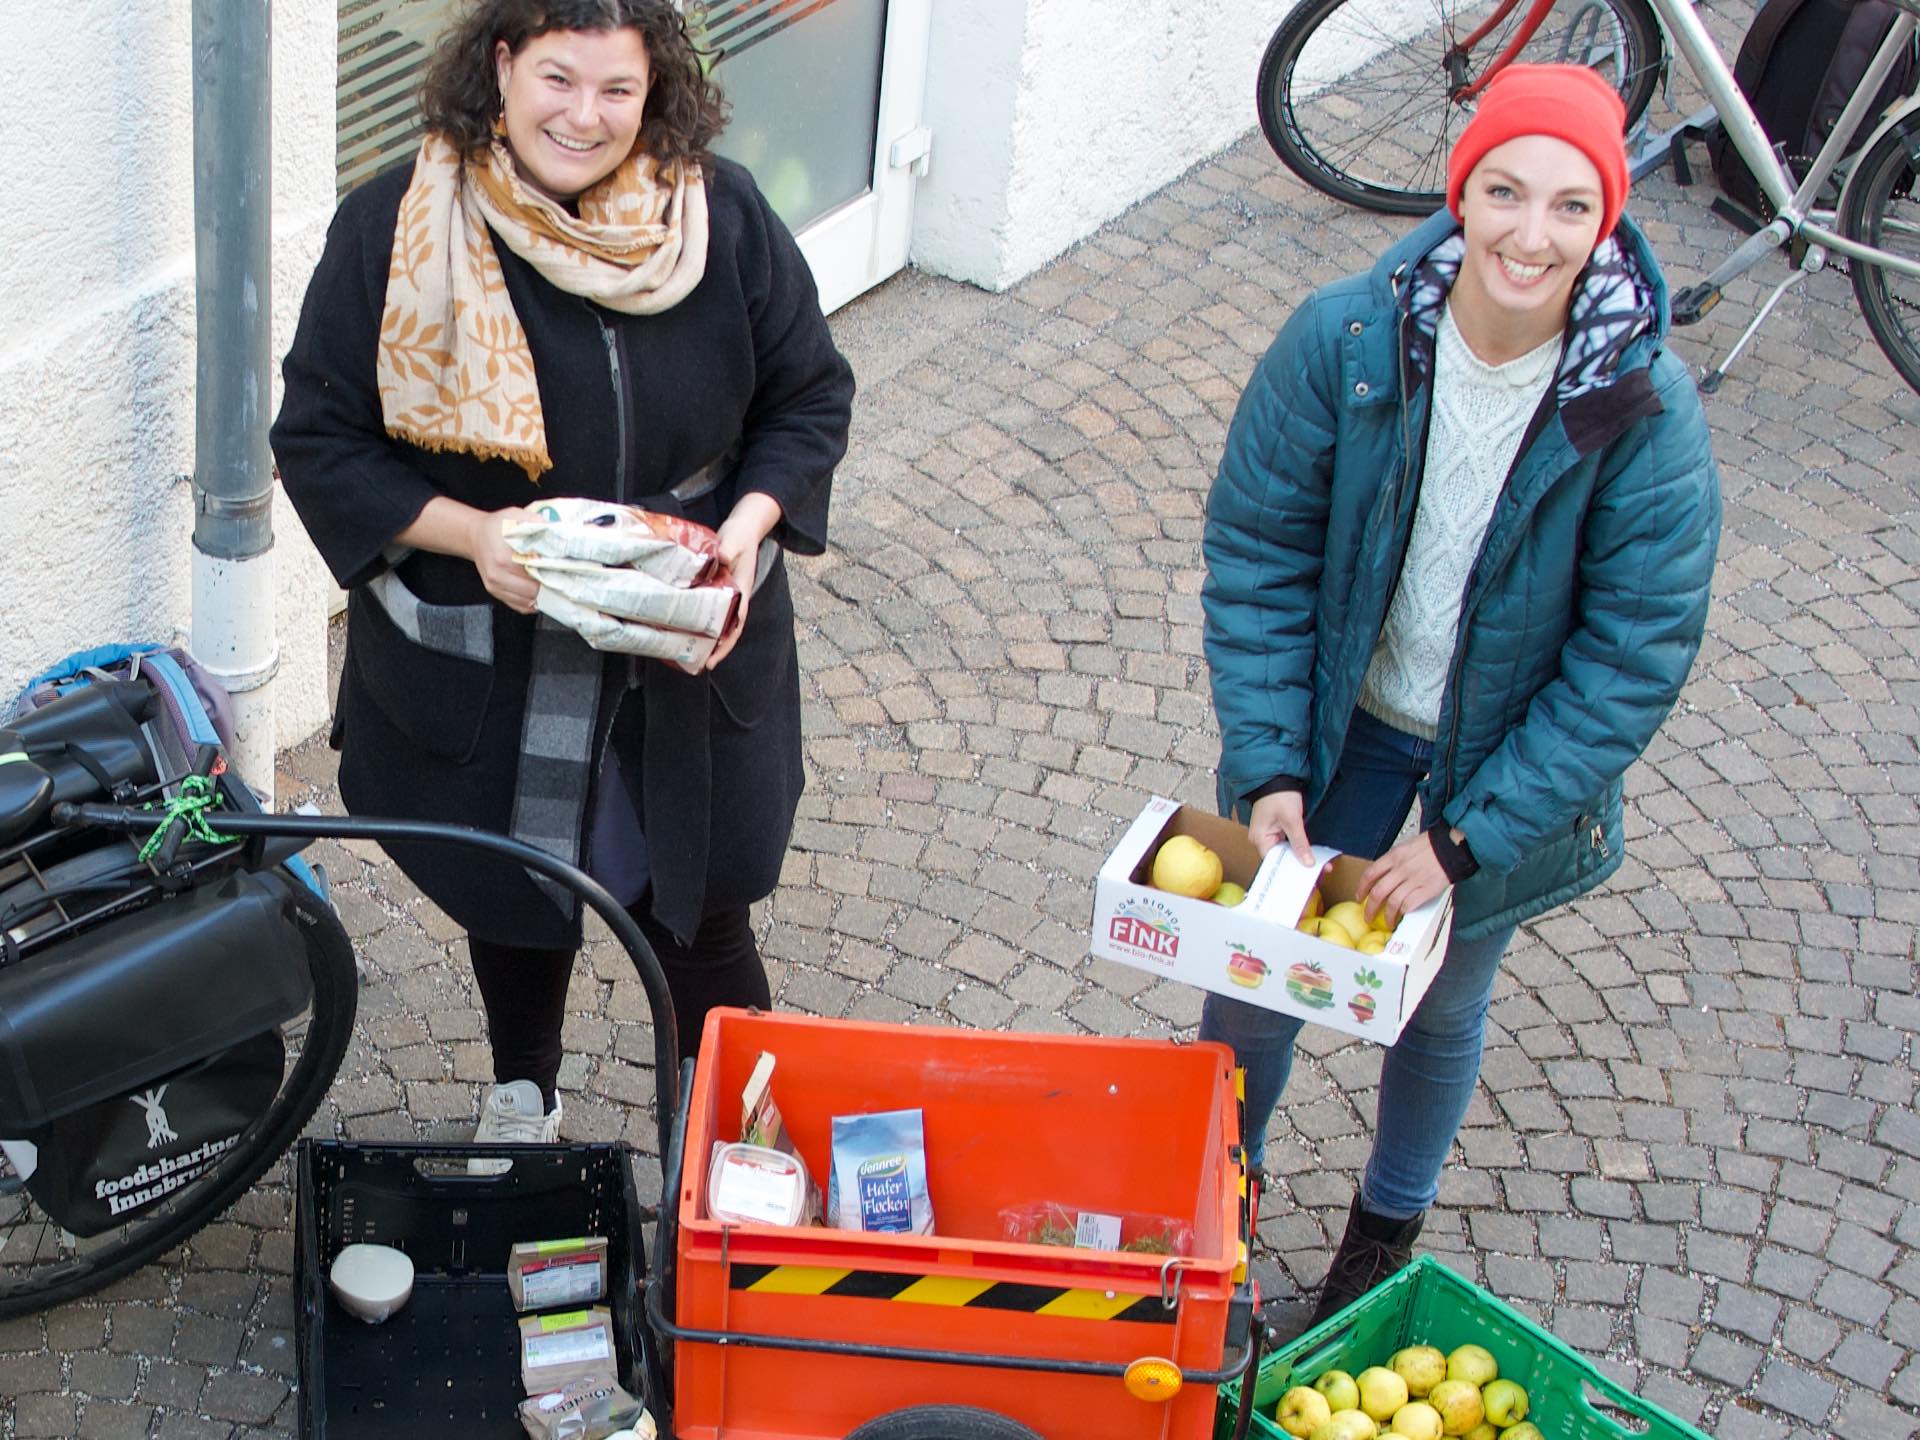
[
  {"xmin": 1842, "ymin": 109, "xmax": 1920, "ymax": 394},
  {"xmin": 0, "ymin": 874, "xmax": 356, "ymax": 1316},
  {"xmin": 1258, "ymin": 0, "xmax": 1663, "ymax": 215}
]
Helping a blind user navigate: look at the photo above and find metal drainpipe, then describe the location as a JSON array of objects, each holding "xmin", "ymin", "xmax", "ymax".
[{"xmin": 189, "ymin": 0, "xmax": 279, "ymax": 800}]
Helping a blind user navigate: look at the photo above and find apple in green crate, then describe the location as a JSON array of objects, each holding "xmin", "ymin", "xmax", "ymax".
[
  {"xmin": 1275, "ymin": 1386, "xmax": 1333, "ymax": 1438},
  {"xmin": 1313, "ymin": 1370, "xmax": 1361, "ymax": 1413},
  {"xmin": 1494, "ymin": 1426, "xmax": 1544, "ymax": 1440},
  {"xmin": 1479, "ymin": 1378, "xmax": 1528, "ymax": 1428},
  {"xmin": 1445, "ymin": 1343, "xmax": 1497, "ymax": 1387},
  {"xmin": 1459, "ymin": 1425, "xmax": 1497, "ymax": 1440},
  {"xmin": 1389, "ymin": 1345, "xmax": 1447, "ymax": 1398},
  {"xmin": 1355, "ymin": 1366, "xmax": 1409, "ymax": 1421},
  {"xmin": 1307, "ymin": 1412, "xmax": 1378, "ymax": 1440},
  {"xmin": 1388, "ymin": 1400, "xmax": 1443, "ymax": 1440},
  {"xmin": 1423, "ymin": 1379, "xmax": 1484, "ymax": 1435}
]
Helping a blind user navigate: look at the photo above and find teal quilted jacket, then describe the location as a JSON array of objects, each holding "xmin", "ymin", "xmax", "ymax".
[{"xmin": 1203, "ymin": 211, "xmax": 1720, "ymax": 939}]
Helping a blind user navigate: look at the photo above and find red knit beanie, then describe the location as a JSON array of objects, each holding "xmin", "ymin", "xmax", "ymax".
[{"xmin": 1446, "ymin": 64, "xmax": 1631, "ymax": 239}]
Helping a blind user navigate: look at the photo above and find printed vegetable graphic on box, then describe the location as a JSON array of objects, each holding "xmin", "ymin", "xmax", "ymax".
[
  {"xmin": 1349, "ymin": 968, "xmax": 1383, "ymax": 1025},
  {"xmin": 1284, "ymin": 961, "xmax": 1335, "ymax": 1009}
]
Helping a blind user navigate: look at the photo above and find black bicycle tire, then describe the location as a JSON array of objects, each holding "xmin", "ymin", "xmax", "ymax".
[
  {"xmin": 845, "ymin": 1405, "xmax": 1046, "ymax": 1440},
  {"xmin": 1258, "ymin": 0, "xmax": 1664, "ymax": 215},
  {"xmin": 0, "ymin": 875, "xmax": 357, "ymax": 1317},
  {"xmin": 1842, "ymin": 109, "xmax": 1920, "ymax": 395}
]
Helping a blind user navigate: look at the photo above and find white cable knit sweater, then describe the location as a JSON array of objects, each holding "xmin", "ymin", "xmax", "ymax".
[{"xmin": 1358, "ymin": 304, "xmax": 1561, "ymax": 739}]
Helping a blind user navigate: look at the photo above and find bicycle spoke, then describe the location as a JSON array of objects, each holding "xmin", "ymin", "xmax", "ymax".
[
  {"xmin": 0, "ymin": 881, "xmax": 352, "ymax": 1318},
  {"xmin": 1261, "ymin": 0, "xmax": 1658, "ymax": 212},
  {"xmin": 1842, "ymin": 117, "xmax": 1920, "ymax": 390}
]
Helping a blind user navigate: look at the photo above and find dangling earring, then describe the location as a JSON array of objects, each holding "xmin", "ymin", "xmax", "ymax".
[{"xmin": 492, "ymin": 86, "xmax": 508, "ymax": 139}]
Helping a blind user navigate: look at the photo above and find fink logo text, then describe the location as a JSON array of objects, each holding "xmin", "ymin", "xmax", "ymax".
[{"xmin": 1108, "ymin": 896, "xmax": 1180, "ymax": 966}]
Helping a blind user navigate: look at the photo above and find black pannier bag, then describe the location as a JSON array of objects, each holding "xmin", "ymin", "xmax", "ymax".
[
  {"xmin": 1708, "ymin": 0, "xmax": 1920, "ymax": 219},
  {"xmin": 0, "ymin": 870, "xmax": 315, "ymax": 1236}
]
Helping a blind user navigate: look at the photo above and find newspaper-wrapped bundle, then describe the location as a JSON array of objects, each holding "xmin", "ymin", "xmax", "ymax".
[{"xmin": 503, "ymin": 499, "xmax": 742, "ymax": 673}]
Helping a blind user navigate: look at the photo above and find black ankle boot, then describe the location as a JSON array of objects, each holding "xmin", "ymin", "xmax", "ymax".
[{"xmin": 1308, "ymin": 1196, "xmax": 1424, "ymax": 1327}]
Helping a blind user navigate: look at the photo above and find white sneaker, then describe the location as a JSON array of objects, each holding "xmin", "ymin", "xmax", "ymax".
[{"xmin": 469, "ymin": 1080, "xmax": 561, "ymax": 1174}]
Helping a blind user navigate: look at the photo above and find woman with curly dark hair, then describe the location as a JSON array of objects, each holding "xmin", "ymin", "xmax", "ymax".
[
  {"xmin": 272, "ymin": 0, "xmax": 853, "ymax": 1153},
  {"xmin": 418, "ymin": 0, "xmax": 727, "ymax": 168}
]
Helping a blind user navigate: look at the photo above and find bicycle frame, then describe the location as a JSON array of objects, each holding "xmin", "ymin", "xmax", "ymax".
[
  {"xmin": 1445, "ymin": 0, "xmax": 1920, "ymax": 279},
  {"xmin": 1451, "ymin": 0, "xmax": 1567, "ymax": 101},
  {"xmin": 1650, "ymin": 0, "xmax": 1920, "ymax": 278},
  {"xmin": 1422, "ymin": 0, "xmax": 1920, "ymax": 385}
]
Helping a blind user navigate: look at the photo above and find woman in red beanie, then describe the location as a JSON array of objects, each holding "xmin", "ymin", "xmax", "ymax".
[{"xmin": 1202, "ymin": 64, "xmax": 1720, "ymax": 1327}]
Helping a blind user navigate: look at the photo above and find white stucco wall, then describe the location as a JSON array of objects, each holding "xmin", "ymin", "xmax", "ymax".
[
  {"xmin": 0, "ymin": 0, "xmax": 338, "ymax": 751},
  {"xmin": 914, "ymin": 0, "xmax": 1297, "ymax": 290}
]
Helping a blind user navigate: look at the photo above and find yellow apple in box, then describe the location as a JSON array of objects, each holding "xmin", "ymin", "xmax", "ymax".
[
  {"xmin": 1445, "ymin": 1344, "xmax": 1497, "ymax": 1388},
  {"xmin": 1320, "ymin": 900, "xmax": 1372, "ymax": 946},
  {"xmin": 1388, "ymin": 1402, "xmax": 1443, "ymax": 1440},
  {"xmin": 1355, "ymin": 1365, "xmax": 1408, "ymax": 1421},
  {"xmin": 1149, "ymin": 835, "xmax": 1223, "ymax": 898},
  {"xmin": 1212, "ymin": 881, "xmax": 1248, "ymax": 907},
  {"xmin": 1389, "ymin": 1346, "xmax": 1446, "ymax": 1398},
  {"xmin": 1424, "ymin": 1379, "xmax": 1483, "ymax": 1435},
  {"xmin": 1313, "ymin": 1370, "xmax": 1360, "ymax": 1414},
  {"xmin": 1303, "ymin": 886, "xmax": 1325, "ymax": 920},
  {"xmin": 1358, "ymin": 933, "xmax": 1388, "ymax": 955},
  {"xmin": 1307, "ymin": 1411, "xmax": 1378, "ymax": 1440},
  {"xmin": 1275, "ymin": 1386, "xmax": 1333, "ymax": 1438},
  {"xmin": 1479, "ymin": 1379, "xmax": 1527, "ymax": 1428}
]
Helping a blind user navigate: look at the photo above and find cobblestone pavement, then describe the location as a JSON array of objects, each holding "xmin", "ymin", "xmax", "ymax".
[{"xmin": 9, "ymin": 50, "xmax": 1920, "ymax": 1440}]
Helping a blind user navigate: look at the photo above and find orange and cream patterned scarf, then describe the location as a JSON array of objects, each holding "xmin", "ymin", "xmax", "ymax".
[{"xmin": 378, "ymin": 131, "xmax": 710, "ymax": 479}]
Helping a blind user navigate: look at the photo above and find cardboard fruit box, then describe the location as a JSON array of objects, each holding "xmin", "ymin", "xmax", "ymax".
[{"xmin": 1091, "ymin": 797, "xmax": 1453, "ymax": 1045}]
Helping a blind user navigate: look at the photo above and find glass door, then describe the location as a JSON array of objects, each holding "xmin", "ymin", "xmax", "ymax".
[{"xmin": 696, "ymin": 0, "xmax": 930, "ymax": 312}]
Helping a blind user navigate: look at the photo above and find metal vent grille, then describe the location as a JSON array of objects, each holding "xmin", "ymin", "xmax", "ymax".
[{"xmin": 337, "ymin": 0, "xmax": 455, "ymax": 197}]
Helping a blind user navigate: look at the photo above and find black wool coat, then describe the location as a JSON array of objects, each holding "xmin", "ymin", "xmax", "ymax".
[{"xmin": 272, "ymin": 156, "xmax": 854, "ymax": 949}]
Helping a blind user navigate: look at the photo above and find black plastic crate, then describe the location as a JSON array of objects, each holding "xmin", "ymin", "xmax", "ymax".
[{"xmin": 295, "ymin": 1139, "xmax": 657, "ymax": 1438}]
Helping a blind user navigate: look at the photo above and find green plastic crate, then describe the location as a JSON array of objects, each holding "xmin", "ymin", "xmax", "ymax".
[{"xmin": 1220, "ymin": 1256, "xmax": 1710, "ymax": 1440}]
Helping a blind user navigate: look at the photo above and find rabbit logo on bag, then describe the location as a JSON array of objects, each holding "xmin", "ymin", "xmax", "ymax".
[
  {"xmin": 132, "ymin": 1086, "xmax": 177, "ymax": 1149},
  {"xmin": 1108, "ymin": 896, "xmax": 1180, "ymax": 965}
]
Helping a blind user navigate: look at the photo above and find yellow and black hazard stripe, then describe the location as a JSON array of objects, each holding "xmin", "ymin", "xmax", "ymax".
[{"xmin": 730, "ymin": 1265, "xmax": 1175, "ymax": 1324}]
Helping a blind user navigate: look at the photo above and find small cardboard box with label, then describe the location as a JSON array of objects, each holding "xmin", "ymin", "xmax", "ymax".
[{"xmin": 1091, "ymin": 797, "xmax": 1453, "ymax": 1044}]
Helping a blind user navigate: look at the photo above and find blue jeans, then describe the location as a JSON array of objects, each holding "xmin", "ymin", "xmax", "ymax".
[{"xmin": 1200, "ymin": 708, "xmax": 1516, "ymax": 1220}]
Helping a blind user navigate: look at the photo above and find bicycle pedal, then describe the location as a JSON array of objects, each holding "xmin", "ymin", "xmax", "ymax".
[{"xmin": 1671, "ymin": 284, "xmax": 1721, "ymax": 327}]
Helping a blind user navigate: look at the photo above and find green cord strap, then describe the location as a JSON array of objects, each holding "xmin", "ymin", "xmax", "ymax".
[{"xmin": 138, "ymin": 774, "xmax": 238, "ymax": 862}]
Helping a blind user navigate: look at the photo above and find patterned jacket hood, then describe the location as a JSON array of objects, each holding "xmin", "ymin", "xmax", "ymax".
[{"xmin": 1373, "ymin": 210, "xmax": 1671, "ymax": 453}]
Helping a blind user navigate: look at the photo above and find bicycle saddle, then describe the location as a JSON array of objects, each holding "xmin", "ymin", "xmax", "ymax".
[
  {"xmin": 0, "ymin": 683, "xmax": 160, "ymax": 842},
  {"xmin": 0, "ymin": 737, "xmax": 55, "ymax": 843}
]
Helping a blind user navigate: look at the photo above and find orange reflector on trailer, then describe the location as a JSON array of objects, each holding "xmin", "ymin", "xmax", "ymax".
[{"xmin": 1124, "ymin": 1356, "xmax": 1184, "ymax": 1402}]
